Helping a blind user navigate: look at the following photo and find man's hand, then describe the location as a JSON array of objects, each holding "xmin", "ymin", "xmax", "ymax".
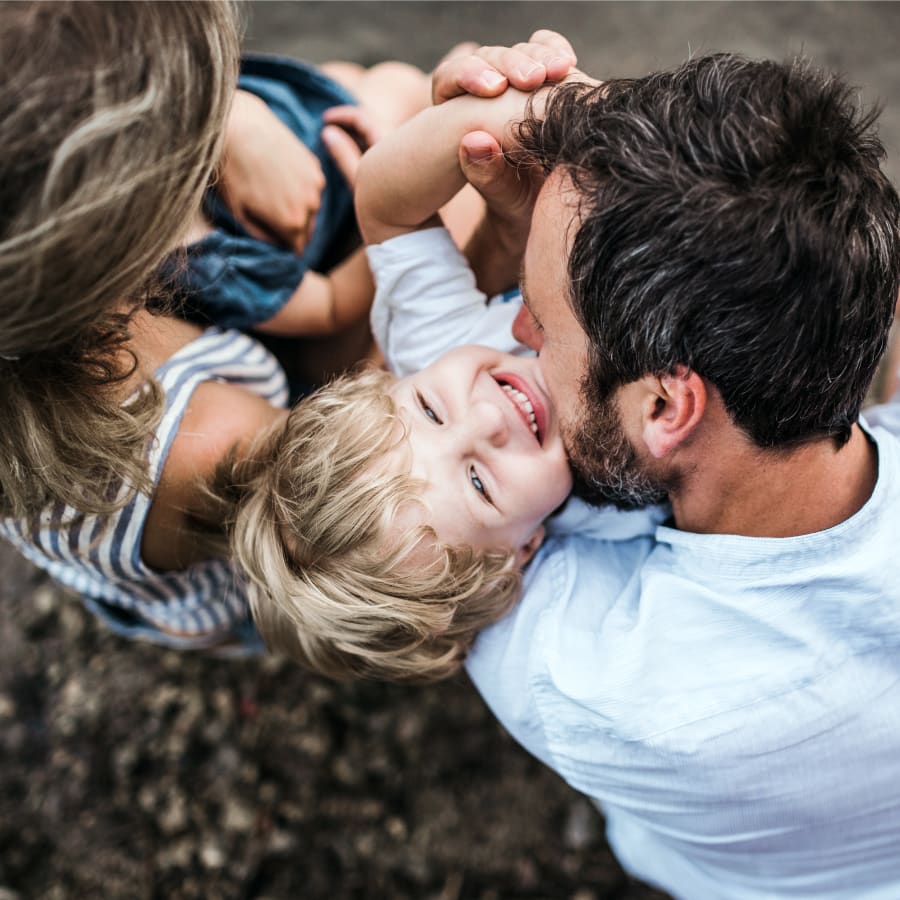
[
  {"xmin": 459, "ymin": 131, "xmax": 542, "ymax": 234},
  {"xmin": 432, "ymin": 31, "xmax": 590, "ymax": 294},
  {"xmin": 460, "ymin": 129, "xmax": 545, "ymax": 296},
  {"xmin": 432, "ymin": 29, "xmax": 577, "ymax": 105},
  {"xmin": 219, "ymin": 90, "xmax": 326, "ymax": 254}
]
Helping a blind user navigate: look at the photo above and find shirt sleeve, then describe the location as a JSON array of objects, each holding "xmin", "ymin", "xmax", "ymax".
[{"xmin": 367, "ymin": 227, "xmax": 525, "ymax": 376}]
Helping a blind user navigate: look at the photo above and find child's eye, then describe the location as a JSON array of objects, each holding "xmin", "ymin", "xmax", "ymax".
[
  {"xmin": 416, "ymin": 391, "xmax": 442, "ymax": 424},
  {"xmin": 469, "ymin": 466, "xmax": 493, "ymax": 504}
]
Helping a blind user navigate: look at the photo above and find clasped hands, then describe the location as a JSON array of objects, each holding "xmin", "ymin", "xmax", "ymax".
[{"xmin": 431, "ymin": 30, "xmax": 590, "ymax": 295}]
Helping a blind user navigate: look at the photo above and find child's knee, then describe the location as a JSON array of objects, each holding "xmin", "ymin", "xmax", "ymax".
[
  {"xmin": 319, "ymin": 60, "xmax": 366, "ymax": 95},
  {"xmin": 355, "ymin": 62, "xmax": 430, "ymax": 129}
]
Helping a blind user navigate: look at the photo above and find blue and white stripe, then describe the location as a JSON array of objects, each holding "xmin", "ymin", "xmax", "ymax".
[{"xmin": 1, "ymin": 327, "xmax": 288, "ymax": 648}]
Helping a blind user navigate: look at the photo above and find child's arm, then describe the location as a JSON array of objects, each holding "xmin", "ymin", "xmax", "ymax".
[
  {"xmin": 355, "ymin": 88, "xmax": 535, "ymax": 246},
  {"xmin": 252, "ymin": 249, "xmax": 374, "ymax": 337},
  {"xmin": 348, "ymin": 92, "xmax": 542, "ymax": 375},
  {"xmin": 247, "ymin": 107, "xmax": 386, "ymax": 339}
]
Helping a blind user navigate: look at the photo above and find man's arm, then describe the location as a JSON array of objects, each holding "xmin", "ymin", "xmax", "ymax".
[{"xmin": 458, "ymin": 130, "xmax": 545, "ymax": 297}]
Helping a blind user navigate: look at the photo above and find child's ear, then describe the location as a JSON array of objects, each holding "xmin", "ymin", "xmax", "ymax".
[{"xmin": 515, "ymin": 524, "xmax": 546, "ymax": 567}]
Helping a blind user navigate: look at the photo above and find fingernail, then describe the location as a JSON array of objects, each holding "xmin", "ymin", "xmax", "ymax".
[
  {"xmin": 465, "ymin": 144, "xmax": 493, "ymax": 164},
  {"xmin": 514, "ymin": 62, "xmax": 544, "ymax": 81},
  {"xmin": 481, "ymin": 70, "xmax": 506, "ymax": 90}
]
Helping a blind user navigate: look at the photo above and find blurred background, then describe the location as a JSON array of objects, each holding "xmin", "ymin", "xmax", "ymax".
[{"xmin": 2, "ymin": 3, "xmax": 898, "ymax": 899}]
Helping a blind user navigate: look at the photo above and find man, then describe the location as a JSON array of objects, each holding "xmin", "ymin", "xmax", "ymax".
[{"xmin": 434, "ymin": 35, "xmax": 900, "ymax": 898}]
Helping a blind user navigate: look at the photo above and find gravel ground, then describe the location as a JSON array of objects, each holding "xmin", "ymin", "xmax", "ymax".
[
  {"xmin": 2, "ymin": 3, "xmax": 899, "ymax": 898},
  {"xmin": 0, "ymin": 549, "xmax": 665, "ymax": 899}
]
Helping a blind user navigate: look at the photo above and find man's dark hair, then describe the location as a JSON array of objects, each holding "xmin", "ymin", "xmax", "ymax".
[{"xmin": 518, "ymin": 54, "xmax": 900, "ymax": 448}]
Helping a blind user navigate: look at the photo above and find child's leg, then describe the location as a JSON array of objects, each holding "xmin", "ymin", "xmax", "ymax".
[
  {"xmin": 321, "ymin": 43, "xmax": 479, "ymax": 130},
  {"xmin": 320, "ymin": 60, "xmax": 431, "ymax": 131},
  {"xmin": 320, "ymin": 42, "xmax": 484, "ymax": 247},
  {"xmin": 322, "ymin": 49, "xmax": 485, "ymax": 249}
]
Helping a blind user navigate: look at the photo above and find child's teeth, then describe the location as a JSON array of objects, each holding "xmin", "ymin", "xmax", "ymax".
[{"xmin": 501, "ymin": 383, "xmax": 538, "ymax": 434}]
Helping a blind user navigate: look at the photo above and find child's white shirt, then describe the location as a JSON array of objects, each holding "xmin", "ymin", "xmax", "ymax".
[{"xmin": 368, "ymin": 227, "xmax": 527, "ymax": 375}]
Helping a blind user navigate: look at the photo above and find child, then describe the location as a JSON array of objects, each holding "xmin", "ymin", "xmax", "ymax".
[
  {"xmin": 223, "ymin": 69, "xmax": 668, "ymax": 680},
  {"xmin": 172, "ymin": 55, "xmax": 430, "ymax": 353},
  {"xmin": 0, "ymin": 1, "xmax": 468, "ymax": 651}
]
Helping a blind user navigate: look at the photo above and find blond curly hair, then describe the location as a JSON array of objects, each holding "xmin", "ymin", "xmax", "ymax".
[{"xmin": 221, "ymin": 368, "xmax": 522, "ymax": 683}]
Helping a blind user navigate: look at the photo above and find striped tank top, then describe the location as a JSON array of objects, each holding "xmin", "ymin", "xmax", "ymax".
[{"xmin": 0, "ymin": 328, "xmax": 288, "ymax": 649}]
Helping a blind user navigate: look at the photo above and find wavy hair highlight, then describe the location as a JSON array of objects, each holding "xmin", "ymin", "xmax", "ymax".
[{"xmin": 0, "ymin": 1, "xmax": 241, "ymax": 517}]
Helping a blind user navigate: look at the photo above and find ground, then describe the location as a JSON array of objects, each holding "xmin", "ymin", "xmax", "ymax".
[{"xmin": 2, "ymin": 3, "xmax": 899, "ymax": 898}]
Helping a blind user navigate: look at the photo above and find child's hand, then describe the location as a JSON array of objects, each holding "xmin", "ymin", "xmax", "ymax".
[
  {"xmin": 220, "ymin": 90, "xmax": 325, "ymax": 254},
  {"xmin": 320, "ymin": 105, "xmax": 384, "ymax": 188},
  {"xmin": 432, "ymin": 30, "xmax": 577, "ymax": 105}
]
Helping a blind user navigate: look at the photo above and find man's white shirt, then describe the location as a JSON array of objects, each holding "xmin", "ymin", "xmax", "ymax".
[{"xmin": 370, "ymin": 226, "xmax": 900, "ymax": 899}]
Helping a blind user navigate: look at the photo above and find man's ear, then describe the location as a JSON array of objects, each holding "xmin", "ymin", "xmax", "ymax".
[
  {"xmin": 640, "ymin": 365, "xmax": 706, "ymax": 459},
  {"xmin": 515, "ymin": 524, "xmax": 546, "ymax": 567}
]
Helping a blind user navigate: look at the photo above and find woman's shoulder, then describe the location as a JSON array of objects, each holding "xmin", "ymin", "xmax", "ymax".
[
  {"xmin": 142, "ymin": 378, "xmax": 286, "ymax": 571},
  {"xmin": 127, "ymin": 311, "xmax": 204, "ymax": 373}
]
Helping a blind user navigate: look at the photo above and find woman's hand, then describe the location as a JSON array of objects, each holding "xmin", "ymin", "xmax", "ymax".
[{"xmin": 219, "ymin": 90, "xmax": 326, "ymax": 254}]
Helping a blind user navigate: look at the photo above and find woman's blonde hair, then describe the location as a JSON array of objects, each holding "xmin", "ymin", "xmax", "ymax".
[
  {"xmin": 0, "ymin": 1, "xmax": 241, "ymax": 517},
  {"xmin": 223, "ymin": 368, "xmax": 522, "ymax": 684}
]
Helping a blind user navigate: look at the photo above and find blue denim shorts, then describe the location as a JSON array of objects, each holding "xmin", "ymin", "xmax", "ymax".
[{"xmin": 177, "ymin": 54, "xmax": 357, "ymax": 331}]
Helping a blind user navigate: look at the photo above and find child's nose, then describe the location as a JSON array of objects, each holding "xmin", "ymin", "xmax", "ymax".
[{"xmin": 470, "ymin": 399, "xmax": 509, "ymax": 447}]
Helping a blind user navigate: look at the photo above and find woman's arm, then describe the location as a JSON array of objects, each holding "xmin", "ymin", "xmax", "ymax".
[
  {"xmin": 218, "ymin": 89, "xmax": 326, "ymax": 254},
  {"xmin": 142, "ymin": 380, "xmax": 286, "ymax": 571}
]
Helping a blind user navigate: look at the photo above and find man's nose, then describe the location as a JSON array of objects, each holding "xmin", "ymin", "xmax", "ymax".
[{"xmin": 512, "ymin": 305, "xmax": 543, "ymax": 352}]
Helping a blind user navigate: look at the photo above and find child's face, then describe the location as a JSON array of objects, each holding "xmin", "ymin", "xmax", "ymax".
[{"xmin": 390, "ymin": 345, "xmax": 573, "ymax": 563}]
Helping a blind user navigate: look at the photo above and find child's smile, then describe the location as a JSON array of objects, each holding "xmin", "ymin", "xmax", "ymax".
[
  {"xmin": 494, "ymin": 373, "xmax": 545, "ymax": 441},
  {"xmin": 389, "ymin": 345, "xmax": 573, "ymax": 562}
]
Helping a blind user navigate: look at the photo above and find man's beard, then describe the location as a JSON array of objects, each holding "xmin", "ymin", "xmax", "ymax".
[{"xmin": 565, "ymin": 381, "xmax": 670, "ymax": 510}]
